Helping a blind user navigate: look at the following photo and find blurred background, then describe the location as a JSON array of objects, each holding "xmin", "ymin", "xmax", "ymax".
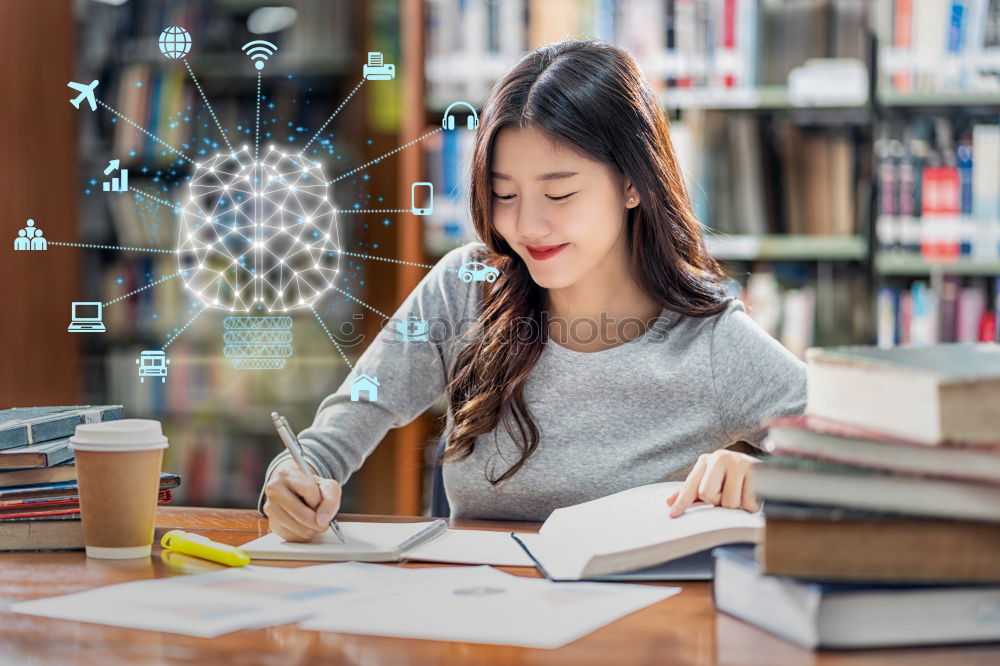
[{"xmin": 2, "ymin": 0, "xmax": 999, "ymax": 514}]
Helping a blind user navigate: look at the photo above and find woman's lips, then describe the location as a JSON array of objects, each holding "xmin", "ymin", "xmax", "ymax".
[{"xmin": 526, "ymin": 243, "xmax": 569, "ymax": 261}]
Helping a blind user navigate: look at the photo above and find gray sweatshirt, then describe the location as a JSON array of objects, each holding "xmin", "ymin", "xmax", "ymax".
[{"xmin": 259, "ymin": 242, "xmax": 807, "ymax": 521}]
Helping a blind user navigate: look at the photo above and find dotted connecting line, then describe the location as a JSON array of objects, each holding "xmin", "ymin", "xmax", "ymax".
[
  {"xmin": 183, "ymin": 58, "xmax": 233, "ymax": 152},
  {"xmin": 133, "ymin": 187, "xmax": 180, "ymax": 212},
  {"xmin": 331, "ymin": 284, "xmax": 390, "ymax": 320},
  {"xmin": 310, "ymin": 306, "xmax": 354, "ymax": 370},
  {"xmin": 49, "ymin": 241, "xmax": 177, "ymax": 254},
  {"xmin": 336, "ymin": 248, "xmax": 454, "ymax": 272},
  {"xmin": 104, "ymin": 271, "xmax": 184, "ymax": 307},
  {"xmin": 254, "ymin": 72, "xmax": 262, "ymax": 161},
  {"xmin": 333, "ymin": 209, "xmax": 410, "ymax": 214},
  {"xmin": 163, "ymin": 306, "xmax": 206, "ymax": 351},
  {"xmin": 96, "ymin": 99, "xmax": 193, "ymax": 164},
  {"xmin": 303, "ymin": 78, "xmax": 365, "ymax": 151},
  {"xmin": 328, "ymin": 128, "xmax": 443, "ymax": 184}
]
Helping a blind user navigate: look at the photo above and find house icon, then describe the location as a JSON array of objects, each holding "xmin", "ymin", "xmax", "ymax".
[{"xmin": 350, "ymin": 374, "xmax": 379, "ymax": 402}]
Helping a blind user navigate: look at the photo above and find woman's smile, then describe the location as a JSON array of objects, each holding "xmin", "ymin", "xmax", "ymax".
[{"xmin": 525, "ymin": 243, "xmax": 569, "ymax": 261}]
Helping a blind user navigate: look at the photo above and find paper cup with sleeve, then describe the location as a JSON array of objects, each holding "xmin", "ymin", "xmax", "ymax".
[{"xmin": 69, "ymin": 419, "xmax": 168, "ymax": 559}]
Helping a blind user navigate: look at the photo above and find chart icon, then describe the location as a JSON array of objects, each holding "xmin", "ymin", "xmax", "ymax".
[{"xmin": 102, "ymin": 159, "xmax": 128, "ymax": 193}]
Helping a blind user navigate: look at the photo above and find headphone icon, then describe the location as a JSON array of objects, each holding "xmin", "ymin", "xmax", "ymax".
[{"xmin": 442, "ymin": 101, "xmax": 479, "ymax": 131}]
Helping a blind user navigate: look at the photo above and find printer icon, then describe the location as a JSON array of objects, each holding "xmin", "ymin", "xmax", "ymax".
[
  {"xmin": 395, "ymin": 314, "xmax": 428, "ymax": 342},
  {"xmin": 363, "ymin": 51, "xmax": 396, "ymax": 81}
]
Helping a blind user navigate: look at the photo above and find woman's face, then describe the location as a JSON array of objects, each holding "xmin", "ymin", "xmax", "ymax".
[{"xmin": 490, "ymin": 125, "xmax": 638, "ymax": 290}]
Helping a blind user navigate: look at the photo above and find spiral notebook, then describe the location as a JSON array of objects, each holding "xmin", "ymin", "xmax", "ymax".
[{"xmin": 240, "ymin": 519, "xmax": 447, "ymax": 562}]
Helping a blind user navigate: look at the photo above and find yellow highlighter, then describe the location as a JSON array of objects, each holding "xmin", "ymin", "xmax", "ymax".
[{"xmin": 161, "ymin": 530, "xmax": 251, "ymax": 567}]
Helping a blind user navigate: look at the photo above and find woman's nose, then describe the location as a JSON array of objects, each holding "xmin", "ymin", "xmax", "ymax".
[{"xmin": 514, "ymin": 197, "xmax": 549, "ymax": 239}]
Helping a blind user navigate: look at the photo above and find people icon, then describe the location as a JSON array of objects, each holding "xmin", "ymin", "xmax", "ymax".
[{"xmin": 13, "ymin": 219, "xmax": 46, "ymax": 251}]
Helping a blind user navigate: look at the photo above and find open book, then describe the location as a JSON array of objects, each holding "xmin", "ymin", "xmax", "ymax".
[{"xmin": 512, "ymin": 482, "xmax": 763, "ymax": 580}]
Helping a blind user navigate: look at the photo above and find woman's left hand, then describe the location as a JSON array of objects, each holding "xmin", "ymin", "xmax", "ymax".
[{"xmin": 666, "ymin": 449, "xmax": 760, "ymax": 518}]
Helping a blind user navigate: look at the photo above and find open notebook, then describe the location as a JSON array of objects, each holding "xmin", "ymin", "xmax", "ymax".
[
  {"xmin": 512, "ymin": 482, "xmax": 763, "ymax": 581},
  {"xmin": 241, "ymin": 520, "xmax": 448, "ymax": 562}
]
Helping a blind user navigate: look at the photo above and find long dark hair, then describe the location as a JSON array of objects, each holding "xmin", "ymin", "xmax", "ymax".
[{"xmin": 445, "ymin": 40, "xmax": 730, "ymax": 484}]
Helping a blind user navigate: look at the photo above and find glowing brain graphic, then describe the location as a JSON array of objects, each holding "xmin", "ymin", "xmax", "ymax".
[{"xmin": 177, "ymin": 145, "xmax": 340, "ymax": 312}]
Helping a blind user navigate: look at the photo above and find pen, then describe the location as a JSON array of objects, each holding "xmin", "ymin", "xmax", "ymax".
[{"xmin": 270, "ymin": 411, "xmax": 346, "ymax": 543}]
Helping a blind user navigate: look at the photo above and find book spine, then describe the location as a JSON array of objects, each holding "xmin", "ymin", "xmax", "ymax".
[
  {"xmin": 893, "ymin": 0, "xmax": 913, "ymax": 92},
  {"xmin": 958, "ymin": 137, "xmax": 974, "ymax": 255},
  {"xmin": 996, "ymin": 276, "xmax": 1000, "ymax": 342},
  {"xmin": 876, "ymin": 286, "xmax": 899, "ymax": 348},
  {"xmin": 0, "ymin": 406, "xmax": 123, "ymax": 450},
  {"xmin": 721, "ymin": 0, "xmax": 736, "ymax": 88}
]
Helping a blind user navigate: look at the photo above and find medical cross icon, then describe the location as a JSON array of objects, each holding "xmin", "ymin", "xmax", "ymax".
[{"xmin": 395, "ymin": 313, "xmax": 429, "ymax": 342}]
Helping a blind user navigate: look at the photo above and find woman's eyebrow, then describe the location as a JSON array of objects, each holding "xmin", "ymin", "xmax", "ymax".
[{"xmin": 490, "ymin": 170, "xmax": 580, "ymax": 181}]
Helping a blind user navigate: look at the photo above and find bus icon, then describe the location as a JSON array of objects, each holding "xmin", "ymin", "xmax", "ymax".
[{"xmin": 136, "ymin": 350, "xmax": 170, "ymax": 383}]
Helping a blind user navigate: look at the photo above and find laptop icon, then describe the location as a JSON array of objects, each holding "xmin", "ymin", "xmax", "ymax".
[{"xmin": 68, "ymin": 301, "xmax": 106, "ymax": 333}]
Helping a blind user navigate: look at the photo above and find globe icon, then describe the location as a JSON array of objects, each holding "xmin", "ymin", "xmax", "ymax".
[
  {"xmin": 177, "ymin": 145, "xmax": 341, "ymax": 313},
  {"xmin": 158, "ymin": 26, "xmax": 192, "ymax": 60}
]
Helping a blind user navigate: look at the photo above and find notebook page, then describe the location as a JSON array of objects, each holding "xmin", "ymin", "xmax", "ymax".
[{"xmin": 241, "ymin": 521, "xmax": 441, "ymax": 561}]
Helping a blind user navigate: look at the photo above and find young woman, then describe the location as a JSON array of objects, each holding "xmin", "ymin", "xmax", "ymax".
[{"xmin": 261, "ymin": 40, "xmax": 806, "ymax": 542}]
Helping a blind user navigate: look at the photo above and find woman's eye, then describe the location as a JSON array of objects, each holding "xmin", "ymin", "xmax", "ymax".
[
  {"xmin": 546, "ymin": 192, "xmax": 577, "ymax": 201},
  {"xmin": 492, "ymin": 192, "xmax": 516, "ymax": 201}
]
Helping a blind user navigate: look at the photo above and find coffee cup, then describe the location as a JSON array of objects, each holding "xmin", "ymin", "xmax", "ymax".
[{"xmin": 69, "ymin": 419, "xmax": 168, "ymax": 559}]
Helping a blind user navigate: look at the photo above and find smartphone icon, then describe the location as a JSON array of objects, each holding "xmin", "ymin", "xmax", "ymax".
[{"xmin": 411, "ymin": 181, "xmax": 433, "ymax": 216}]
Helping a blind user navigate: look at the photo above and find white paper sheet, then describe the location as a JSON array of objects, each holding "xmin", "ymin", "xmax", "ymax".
[
  {"xmin": 10, "ymin": 561, "xmax": 500, "ymax": 638},
  {"xmin": 403, "ymin": 529, "xmax": 534, "ymax": 567},
  {"xmin": 12, "ymin": 560, "xmax": 679, "ymax": 644},
  {"xmin": 300, "ymin": 565, "xmax": 680, "ymax": 648},
  {"xmin": 9, "ymin": 565, "xmax": 351, "ymax": 637}
]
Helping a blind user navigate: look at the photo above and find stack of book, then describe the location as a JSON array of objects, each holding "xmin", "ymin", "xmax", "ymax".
[
  {"xmin": 0, "ymin": 406, "xmax": 179, "ymax": 551},
  {"xmin": 713, "ymin": 344, "xmax": 1000, "ymax": 649}
]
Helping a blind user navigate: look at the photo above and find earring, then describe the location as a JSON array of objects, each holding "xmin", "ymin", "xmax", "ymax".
[{"xmin": 628, "ymin": 196, "xmax": 636, "ymax": 205}]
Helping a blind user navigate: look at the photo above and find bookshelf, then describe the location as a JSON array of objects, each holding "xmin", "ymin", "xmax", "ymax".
[{"xmin": 871, "ymin": 0, "xmax": 1000, "ymax": 346}]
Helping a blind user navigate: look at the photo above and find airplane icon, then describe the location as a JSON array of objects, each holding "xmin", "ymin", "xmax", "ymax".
[{"xmin": 67, "ymin": 80, "xmax": 99, "ymax": 111}]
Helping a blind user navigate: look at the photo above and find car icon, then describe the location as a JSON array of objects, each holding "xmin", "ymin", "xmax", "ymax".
[
  {"xmin": 458, "ymin": 261, "xmax": 499, "ymax": 283},
  {"xmin": 136, "ymin": 350, "xmax": 170, "ymax": 383}
]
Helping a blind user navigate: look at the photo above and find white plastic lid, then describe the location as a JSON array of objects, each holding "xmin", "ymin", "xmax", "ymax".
[{"xmin": 69, "ymin": 419, "xmax": 168, "ymax": 452}]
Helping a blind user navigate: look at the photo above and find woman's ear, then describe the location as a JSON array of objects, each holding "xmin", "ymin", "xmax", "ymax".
[{"xmin": 624, "ymin": 181, "xmax": 640, "ymax": 209}]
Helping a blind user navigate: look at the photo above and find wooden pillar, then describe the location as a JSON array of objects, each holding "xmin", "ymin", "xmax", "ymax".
[{"xmin": 0, "ymin": 0, "xmax": 80, "ymax": 407}]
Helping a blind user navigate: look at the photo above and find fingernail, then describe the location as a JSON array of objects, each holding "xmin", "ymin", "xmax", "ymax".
[{"xmin": 316, "ymin": 511, "xmax": 332, "ymax": 526}]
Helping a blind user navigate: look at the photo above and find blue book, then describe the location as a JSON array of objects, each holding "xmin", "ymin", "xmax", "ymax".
[
  {"xmin": 0, "ymin": 406, "xmax": 124, "ymax": 451},
  {"xmin": 712, "ymin": 545, "xmax": 1000, "ymax": 649},
  {"xmin": 0, "ymin": 438, "xmax": 75, "ymax": 470},
  {"xmin": 0, "ymin": 473, "xmax": 180, "ymax": 500}
]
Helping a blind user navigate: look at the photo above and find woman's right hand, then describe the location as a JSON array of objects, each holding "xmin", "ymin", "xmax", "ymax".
[{"xmin": 262, "ymin": 459, "xmax": 342, "ymax": 542}]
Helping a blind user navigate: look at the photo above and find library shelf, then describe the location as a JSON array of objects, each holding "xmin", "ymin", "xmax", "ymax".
[
  {"xmin": 875, "ymin": 253, "xmax": 1000, "ymax": 277},
  {"xmin": 705, "ymin": 234, "xmax": 868, "ymax": 262},
  {"xmin": 878, "ymin": 89, "xmax": 1000, "ymax": 109}
]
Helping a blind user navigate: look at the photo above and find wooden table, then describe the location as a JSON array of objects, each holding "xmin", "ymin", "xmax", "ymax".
[{"xmin": 1, "ymin": 507, "xmax": 998, "ymax": 665}]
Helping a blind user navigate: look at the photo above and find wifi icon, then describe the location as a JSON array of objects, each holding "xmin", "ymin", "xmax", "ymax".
[{"xmin": 242, "ymin": 40, "xmax": 278, "ymax": 71}]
